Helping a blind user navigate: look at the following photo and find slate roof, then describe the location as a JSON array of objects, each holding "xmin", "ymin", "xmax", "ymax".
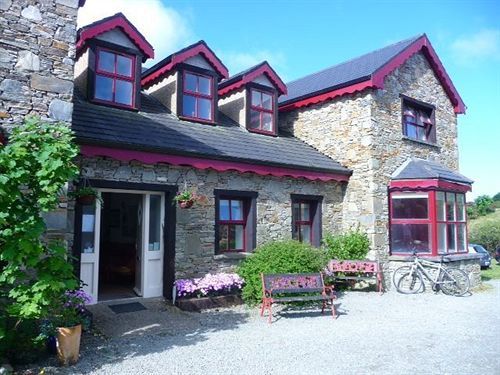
[
  {"xmin": 279, "ymin": 35, "xmax": 423, "ymax": 106},
  {"xmin": 391, "ymin": 158, "xmax": 473, "ymax": 184},
  {"xmin": 72, "ymin": 91, "xmax": 351, "ymax": 176}
]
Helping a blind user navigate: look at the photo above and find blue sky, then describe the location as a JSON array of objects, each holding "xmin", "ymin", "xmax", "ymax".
[{"xmin": 79, "ymin": 0, "xmax": 499, "ymax": 200}]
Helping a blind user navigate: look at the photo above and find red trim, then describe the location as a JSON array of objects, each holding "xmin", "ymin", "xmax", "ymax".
[
  {"xmin": 142, "ymin": 42, "xmax": 229, "ymax": 88},
  {"xmin": 279, "ymin": 35, "xmax": 466, "ymax": 114},
  {"xmin": 80, "ymin": 145, "xmax": 350, "ymax": 182},
  {"xmin": 93, "ymin": 48, "xmax": 136, "ymax": 108},
  {"xmin": 218, "ymin": 62, "xmax": 287, "ymax": 97},
  {"xmin": 77, "ymin": 13, "xmax": 154, "ymax": 60},
  {"xmin": 181, "ymin": 71, "xmax": 214, "ymax": 122},
  {"xmin": 389, "ymin": 179, "xmax": 471, "ymax": 192}
]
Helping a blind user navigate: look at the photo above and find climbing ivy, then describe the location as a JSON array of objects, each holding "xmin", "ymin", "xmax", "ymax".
[{"xmin": 0, "ymin": 116, "xmax": 80, "ymax": 356}]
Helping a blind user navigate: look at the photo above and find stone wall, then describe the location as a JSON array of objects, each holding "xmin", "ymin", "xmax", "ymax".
[
  {"xmin": 79, "ymin": 156, "xmax": 345, "ymax": 279},
  {"xmin": 279, "ymin": 51, "xmax": 470, "ymax": 276},
  {"xmin": 0, "ymin": 0, "xmax": 79, "ymax": 244}
]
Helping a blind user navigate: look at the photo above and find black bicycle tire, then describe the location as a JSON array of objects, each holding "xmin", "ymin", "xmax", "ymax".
[
  {"xmin": 440, "ymin": 268, "xmax": 470, "ymax": 296},
  {"xmin": 396, "ymin": 271, "xmax": 424, "ymax": 294}
]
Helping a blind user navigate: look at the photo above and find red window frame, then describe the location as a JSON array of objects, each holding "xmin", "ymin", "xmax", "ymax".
[
  {"xmin": 389, "ymin": 190, "xmax": 468, "ymax": 256},
  {"xmin": 181, "ymin": 71, "xmax": 214, "ymax": 123},
  {"xmin": 249, "ymin": 88, "xmax": 275, "ymax": 135},
  {"xmin": 435, "ymin": 191, "xmax": 467, "ymax": 254},
  {"xmin": 94, "ymin": 47, "xmax": 136, "ymax": 108},
  {"xmin": 217, "ymin": 198, "xmax": 247, "ymax": 252},
  {"xmin": 402, "ymin": 99, "xmax": 435, "ymax": 143},
  {"xmin": 292, "ymin": 200, "xmax": 313, "ymax": 244}
]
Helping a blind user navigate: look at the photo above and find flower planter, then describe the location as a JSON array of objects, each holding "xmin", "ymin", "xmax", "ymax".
[
  {"xmin": 56, "ymin": 324, "xmax": 82, "ymax": 366},
  {"xmin": 76, "ymin": 194, "xmax": 96, "ymax": 205},
  {"xmin": 175, "ymin": 294, "xmax": 243, "ymax": 312},
  {"xmin": 178, "ymin": 199, "xmax": 194, "ymax": 209}
]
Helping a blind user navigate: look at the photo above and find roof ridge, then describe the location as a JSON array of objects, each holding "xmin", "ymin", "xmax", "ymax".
[{"xmin": 285, "ymin": 34, "xmax": 424, "ymax": 85}]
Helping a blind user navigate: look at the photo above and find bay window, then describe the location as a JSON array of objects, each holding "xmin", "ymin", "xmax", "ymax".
[
  {"xmin": 182, "ymin": 71, "xmax": 214, "ymax": 122},
  {"xmin": 389, "ymin": 190, "xmax": 467, "ymax": 255},
  {"xmin": 94, "ymin": 48, "xmax": 135, "ymax": 107}
]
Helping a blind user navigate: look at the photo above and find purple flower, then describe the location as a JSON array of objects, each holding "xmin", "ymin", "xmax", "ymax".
[{"xmin": 174, "ymin": 273, "xmax": 244, "ymax": 298}]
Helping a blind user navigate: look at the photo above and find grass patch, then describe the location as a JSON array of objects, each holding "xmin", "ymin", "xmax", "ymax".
[{"xmin": 481, "ymin": 260, "xmax": 500, "ymax": 281}]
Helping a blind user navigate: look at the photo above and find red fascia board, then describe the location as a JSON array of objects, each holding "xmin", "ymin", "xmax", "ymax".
[
  {"xmin": 371, "ymin": 35, "xmax": 466, "ymax": 114},
  {"xmin": 279, "ymin": 80, "xmax": 373, "ymax": 112},
  {"xmin": 279, "ymin": 36, "xmax": 466, "ymax": 114},
  {"xmin": 77, "ymin": 16, "xmax": 154, "ymax": 60},
  {"xmin": 218, "ymin": 64, "xmax": 287, "ymax": 97},
  {"xmin": 389, "ymin": 179, "xmax": 471, "ymax": 192},
  {"xmin": 142, "ymin": 44, "xmax": 229, "ymax": 88},
  {"xmin": 80, "ymin": 145, "xmax": 350, "ymax": 183}
]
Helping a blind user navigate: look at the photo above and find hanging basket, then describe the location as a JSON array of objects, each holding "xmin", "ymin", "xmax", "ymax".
[
  {"xmin": 76, "ymin": 194, "xmax": 96, "ymax": 205},
  {"xmin": 178, "ymin": 199, "xmax": 194, "ymax": 209}
]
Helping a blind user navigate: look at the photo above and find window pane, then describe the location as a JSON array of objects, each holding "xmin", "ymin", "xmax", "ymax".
[
  {"xmin": 301, "ymin": 203, "xmax": 310, "ymax": 221},
  {"xmin": 456, "ymin": 194, "xmax": 465, "ymax": 221},
  {"xmin": 231, "ymin": 200, "xmax": 243, "ymax": 220},
  {"xmin": 115, "ymin": 80, "xmax": 133, "ymax": 106},
  {"xmin": 219, "ymin": 199, "xmax": 230, "ymax": 220},
  {"xmin": 446, "ymin": 193, "xmax": 456, "ymax": 221},
  {"xmin": 447, "ymin": 224, "xmax": 456, "ymax": 253},
  {"xmin": 95, "ymin": 75, "xmax": 113, "ymax": 101},
  {"xmin": 437, "ymin": 192, "xmax": 446, "ymax": 221},
  {"xmin": 262, "ymin": 93, "xmax": 272, "ymax": 110},
  {"xmin": 198, "ymin": 98, "xmax": 212, "ymax": 120},
  {"xmin": 390, "ymin": 223, "xmax": 430, "ymax": 253},
  {"xmin": 262, "ymin": 113, "xmax": 273, "ymax": 132},
  {"xmin": 300, "ymin": 225, "xmax": 311, "ymax": 244},
  {"xmin": 249, "ymin": 109, "xmax": 260, "ymax": 129},
  {"xmin": 406, "ymin": 124, "xmax": 417, "ymax": 139},
  {"xmin": 98, "ymin": 50, "xmax": 115, "ymax": 73},
  {"xmin": 231, "ymin": 225, "xmax": 244, "ymax": 250},
  {"xmin": 81, "ymin": 205, "xmax": 95, "ymax": 254},
  {"xmin": 437, "ymin": 223, "xmax": 447, "ymax": 254},
  {"xmin": 251, "ymin": 90, "xmax": 261, "ymax": 107},
  {"xmin": 185, "ymin": 73, "xmax": 197, "ymax": 92},
  {"xmin": 219, "ymin": 224, "xmax": 228, "ymax": 251},
  {"xmin": 457, "ymin": 223, "xmax": 466, "ymax": 252},
  {"xmin": 182, "ymin": 94, "xmax": 196, "ymax": 117},
  {"xmin": 417, "ymin": 126, "xmax": 426, "ymax": 141},
  {"xmin": 116, "ymin": 55, "xmax": 132, "ymax": 77},
  {"xmin": 148, "ymin": 195, "xmax": 161, "ymax": 251},
  {"xmin": 392, "ymin": 194, "xmax": 428, "ymax": 219},
  {"xmin": 198, "ymin": 76, "xmax": 211, "ymax": 95},
  {"xmin": 292, "ymin": 224, "xmax": 299, "ymax": 240},
  {"xmin": 293, "ymin": 202, "xmax": 300, "ymax": 221}
]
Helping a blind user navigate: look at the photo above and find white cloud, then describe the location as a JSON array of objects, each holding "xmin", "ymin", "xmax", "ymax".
[
  {"xmin": 451, "ymin": 29, "xmax": 500, "ymax": 65},
  {"xmin": 219, "ymin": 50, "xmax": 288, "ymax": 79},
  {"xmin": 78, "ymin": 0, "xmax": 194, "ymax": 66}
]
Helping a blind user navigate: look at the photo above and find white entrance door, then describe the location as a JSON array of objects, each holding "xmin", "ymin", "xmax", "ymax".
[
  {"xmin": 79, "ymin": 197, "xmax": 101, "ymax": 304},
  {"xmin": 134, "ymin": 197, "xmax": 144, "ymax": 296}
]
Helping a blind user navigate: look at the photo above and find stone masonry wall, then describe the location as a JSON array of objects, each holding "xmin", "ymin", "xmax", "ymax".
[
  {"xmin": 280, "ymin": 51, "xmax": 462, "ymax": 265},
  {"xmin": 0, "ymin": 0, "xmax": 79, "ymax": 245},
  {"xmin": 80, "ymin": 156, "xmax": 345, "ymax": 279}
]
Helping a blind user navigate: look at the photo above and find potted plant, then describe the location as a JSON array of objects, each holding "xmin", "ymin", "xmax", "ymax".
[
  {"xmin": 173, "ymin": 190, "xmax": 196, "ymax": 208},
  {"xmin": 71, "ymin": 186, "xmax": 101, "ymax": 206},
  {"xmin": 51, "ymin": 289, "xmax": 92, "ymax": 366}
]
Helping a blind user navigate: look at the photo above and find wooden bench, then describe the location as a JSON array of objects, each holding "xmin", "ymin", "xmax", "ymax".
[
  {"xmin": 260, "ymin": 272, "xmax": 336, "ymax": 324},
  {"xmin": 326, "ymin": 260, "xmax": 384, "ymax": 294}
]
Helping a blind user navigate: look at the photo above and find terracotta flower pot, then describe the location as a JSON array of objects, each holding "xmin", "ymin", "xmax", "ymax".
[
  {"xmin": 76, "ymin": 194, "xmax": 96, "ymax": 205},
  {"xmin": 178, "ymin": 199, "xmax": 194, "ymax": 209},
  {"xmin": 56, "ymin": 324, "xmax": 82, "ymax": 366}
]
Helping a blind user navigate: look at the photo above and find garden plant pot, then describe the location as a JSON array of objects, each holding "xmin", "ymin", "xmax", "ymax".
[
  {"xmin": 76, "ymin": 194, "xmax": 95, "ymax": 205},
  {"xmin": 178, "ymin": 199, "xmax": 194, "ymax": 209},
  {"xmin": 56, "ymin": 324, "xmax": 82, "ymax": 366}
]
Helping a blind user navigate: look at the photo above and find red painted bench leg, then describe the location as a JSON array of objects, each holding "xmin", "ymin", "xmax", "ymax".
[
  {"xmin": 260, "ymin": 300, "xmax": 266, "ymax": 317},
  {"xmin": 331, "ymin": 298, "xmax": 337, "ymax": 319},
  {"xmin": 268, "ymin": 304, "xmax": 272, "ymax": 324}
]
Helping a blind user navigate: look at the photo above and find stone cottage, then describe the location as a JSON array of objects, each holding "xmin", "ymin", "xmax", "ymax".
[{"xmin": 0, "ymin": 5, "xmax": 477, "ymax": 304}]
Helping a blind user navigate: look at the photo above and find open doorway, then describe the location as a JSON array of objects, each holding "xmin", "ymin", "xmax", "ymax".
[{"xmin": 98, "ymin": 192, "xmax": 141, "ymax": 301}]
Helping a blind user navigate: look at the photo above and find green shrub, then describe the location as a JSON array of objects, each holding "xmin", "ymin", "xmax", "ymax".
[
  {"xmin": 469, "ymin": 214, "xmax": 500, "ymax": 252},
  {"xmin": 322, "ymin": 229, "xmax": 370, "ymax": 260},
  {"xmin": 237, "ymin": 240, "xmax": 328, "ymax": 305}
]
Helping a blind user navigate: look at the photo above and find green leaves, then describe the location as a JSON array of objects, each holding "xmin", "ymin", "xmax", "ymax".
[
  {"xmin": 322, "ymin": 229, "xmax": 370, "ymax": 261},
  {"xmin": 0, "ymin": 116, "xmax": 80, "ymax": 357}
]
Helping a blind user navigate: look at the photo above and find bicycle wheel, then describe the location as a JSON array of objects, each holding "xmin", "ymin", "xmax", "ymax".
[
  {"xmin": 392, "ymin": 266, "xmax": 412, "ymax": 288},
  {"xmin": 440, "ymin": 268, "xmax": 470, "ymax": 296},
  {"xmin": 396, "ymin": 270, "xmax": 424, "ymax": 294}
]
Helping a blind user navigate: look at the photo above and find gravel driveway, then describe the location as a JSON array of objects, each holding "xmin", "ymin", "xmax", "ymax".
[{"xmin": 22, "ymin": 280, "xmax": 500, "ymax": 375}]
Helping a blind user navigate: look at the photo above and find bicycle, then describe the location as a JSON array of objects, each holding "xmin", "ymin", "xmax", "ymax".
[{"xmin": 393, "ymin": 252, "xmax": 470, "ymax": 296}]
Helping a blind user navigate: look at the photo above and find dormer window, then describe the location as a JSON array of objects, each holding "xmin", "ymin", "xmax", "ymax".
[
  {"xmin": 182, "ymin": 71, "xmax": 214, "ymax": 122},
  {"xmin": 94, "ymin": 48, "xmax": 136, "ymax": 108},
  {"xmin": 249, "ymin": 88, "xmax": 274, "ymax": 133}
]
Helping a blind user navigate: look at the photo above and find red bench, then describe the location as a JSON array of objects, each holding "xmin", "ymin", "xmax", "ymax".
[
  {"xmin": 260, "ymin": 272, "xmax": 337, "ymax": 324},
  {"xmin": 326, "ymin": 260, "xmax": 383, "ymax": 294}
]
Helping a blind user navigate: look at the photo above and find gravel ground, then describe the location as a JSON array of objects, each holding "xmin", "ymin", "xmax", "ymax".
[{"xmin": 18, "ymin": 281, "xmax": 500, "ymax": 375}]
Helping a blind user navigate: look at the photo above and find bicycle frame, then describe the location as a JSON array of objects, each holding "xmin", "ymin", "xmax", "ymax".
[{"xmin": 408, "ymin": 257, "xmax": 454, "ymax": 288}]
